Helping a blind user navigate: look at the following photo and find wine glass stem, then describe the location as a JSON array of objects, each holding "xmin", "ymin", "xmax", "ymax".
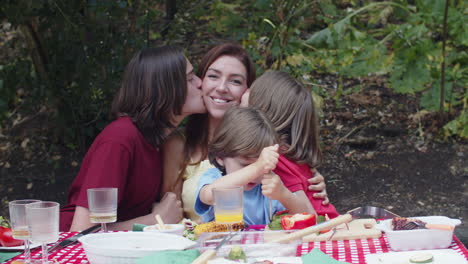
[
  {"xmin": 24, "ymin": 239, "xmax": 31, "ymax": 263},
  {"xmin": 41, "ymin": 243, "xmax": 48, "ymax": 264},
  {"xmin": 101, "ymin": 223, "xmax": 107, "ymax": 232}
]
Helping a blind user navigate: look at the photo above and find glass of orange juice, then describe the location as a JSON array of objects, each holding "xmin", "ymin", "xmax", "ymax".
[{"xmin": 212, "ymin": 187, "xmax": 243, "ymax": 228}]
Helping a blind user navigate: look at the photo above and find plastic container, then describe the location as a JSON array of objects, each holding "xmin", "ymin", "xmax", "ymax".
[
  {"xmin": 143, "ymin": 224, "xmax": 185, "ymax": 236},
  {"xmin": 196, "ymin": 230, "xmax": 300, "ymax": 259},
  {"xmin": 376, "ymin": 216, "xmax": 461, "ymax": 251},
  {"xmin": 79, "ymin": 232, "xmax": 196, "ymax": 264}
]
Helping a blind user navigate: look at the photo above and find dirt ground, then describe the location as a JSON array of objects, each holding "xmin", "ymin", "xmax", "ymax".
[{"xmin": 0, "ymin": 78, "xmax": 466, "ymax": 246}]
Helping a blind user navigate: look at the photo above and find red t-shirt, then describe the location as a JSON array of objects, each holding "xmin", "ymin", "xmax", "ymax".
[
  {"xmin": 274, "ymin": 155, "xmax": 339, "ymax": 218},
  {"xmin": 60, "ymin": 117, "xmax": 162, "ymax": 231}
]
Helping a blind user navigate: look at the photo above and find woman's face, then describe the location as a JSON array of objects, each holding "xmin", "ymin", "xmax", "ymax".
[
  {"xmin": 202, "ymin": 55, "xmax": 248, "ymax": 120},
  {"xmin": 181, "ymin": 60, "xmax": 206, "ymax": 116}
]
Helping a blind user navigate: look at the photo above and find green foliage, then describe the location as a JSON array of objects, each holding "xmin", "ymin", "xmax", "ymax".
[
  {"xmin": 0, "ymin": 0, "xmax": 466, "ymax": 143},
  {"xmin": 442, "ymin": 112, "xmax": 468, "ymax": 139},
  {"xmin": 0, "ymin": 0, "xmax": 165, "ymax": 148},
  {"xmin": 300, "ymin": 0, "xmax": 466, "ymax": 136}
]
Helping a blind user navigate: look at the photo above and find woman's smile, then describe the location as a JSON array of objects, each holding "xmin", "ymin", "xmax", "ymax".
[{"xmin": 202, "ymin": 55, "xmax": 248, "ymax": 119}]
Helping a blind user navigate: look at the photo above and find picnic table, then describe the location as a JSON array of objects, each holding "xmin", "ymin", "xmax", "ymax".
[{"xmin": 2, "ymin": 230, "xmax": 467, "ymax": 264}]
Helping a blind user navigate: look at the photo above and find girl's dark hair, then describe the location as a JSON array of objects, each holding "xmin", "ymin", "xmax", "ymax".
[
  {"xmin": 184, "ymin": 42, "xmax": 256, "ymax": 164},
  {"xmin": 111, "ymin": 46, "xmax": 187, "ymax": 147},
  {"xmin": 208, "ymin": 107, "xmax": 279, "ymax": 171},
  {"xmin": 249, "ymin": 71, "xmax": 322, "ymax": 168}
]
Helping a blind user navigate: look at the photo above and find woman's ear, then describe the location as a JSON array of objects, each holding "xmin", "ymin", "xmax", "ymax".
[
  {"xmin": 240, "ymin": 89, "xmax": 250, "ymax": 107},
  {"xmin": 215, "ymin": 157, "xmax": 225, "ymax": 167}
]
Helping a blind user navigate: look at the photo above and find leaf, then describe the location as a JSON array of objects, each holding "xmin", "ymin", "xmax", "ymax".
[
  {"xmin": 263, "ymin": 18, "xmax": 276, "ymax": 29},
  {"xmin": 306, "ymin": 27, "xmax": 334, "ymax": 47},
  {"xmin": 350, "ymin": 27, "xmax": 366, "ymax": 41},
  {"xmin": 285, "ymin": 54, "xmax": 308, "ymax": 66},
  {"xmin": 420, "ymin": 81, "xmax": 453, "ymax": 111},
  {"xmin": 319, "ymin": 0, "xmax": 338, "ymax": 17},
  {"xmin": 442, "ymin": 114, "xmax": 468, "ymax": 139},
  {"xmin": 389, "ymin": 46, "xmax": 432, "ymax": 94},
  {"xmin": 333, "ymin": 18, "xmax": 349, "ymax": 36}
]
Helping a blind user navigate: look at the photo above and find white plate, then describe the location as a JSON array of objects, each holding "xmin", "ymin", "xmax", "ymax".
[
  {"xmin": 0, "ymin": 243, "xmax": 41, "ymax": 251},
  {"xmin": 365, "ymin": 249, "xmax": 467, "ymax": 264}
]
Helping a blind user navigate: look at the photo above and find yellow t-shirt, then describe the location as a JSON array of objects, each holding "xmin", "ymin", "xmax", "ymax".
[{"xmin": 181, "ymin": 159, "xmax": 214, "ymax": 222}]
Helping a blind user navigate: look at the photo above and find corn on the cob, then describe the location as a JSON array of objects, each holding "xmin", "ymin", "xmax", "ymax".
[{"xmin": 194, "ymin": 221, "xmax": 245, "ymax": 236}]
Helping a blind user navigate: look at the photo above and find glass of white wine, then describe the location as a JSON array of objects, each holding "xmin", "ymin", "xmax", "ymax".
[
  {"xmin": 25, "ymin": 201, "xmax": 59, "ymax": 264},
  {"xmin": 9, "ymin": 199, "xmax": 41, "ymax": 264},
  {"xmin": 87, "ymin": 188, "xmax": 118, "ymax": 232}
]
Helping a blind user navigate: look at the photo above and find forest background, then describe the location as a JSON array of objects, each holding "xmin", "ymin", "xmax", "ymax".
[{"xmin": 0, "ymin": 0, "xmax": 466, "ymax": 244}]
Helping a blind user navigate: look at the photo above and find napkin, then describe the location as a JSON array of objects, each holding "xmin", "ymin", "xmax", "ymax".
[
  {"xmin": 136, "ymin": 249, "xmax": 200, "ymax": 264},
  {"xmin": 301, "ymin": 248, "xmax": 351, "ymax": 264},
  {"xmin": 0, "ymin": 251, "xmax": 21, "ymax": 263},
  {"xmin": 132, "ymin": 223, "xmax": 148, "ymax": 232}
]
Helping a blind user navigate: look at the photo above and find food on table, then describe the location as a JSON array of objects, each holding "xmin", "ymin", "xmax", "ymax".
[
  {"xmin": 194, "ymin": 221, "xmax": 245, "ymax": 236},
  {"xmin": 409, "ymin": 252, "xmax": 434, "ymax": 263},
  {"xmin": 0, "ymin": 226, "xmax": 24, "ymax": 247},
  {"xmin": 251, "ymin": 261, "xmax": 274, "ymax": 264},
  {"xmin": 182, "ymin": 218, "xmax": 198, "ymax": 240},
  {"xmin": 316, "ymin": 214, "xmax": 332, "ymax": 234},
  {"xmin": 281, "ymin": 213, "xmax": 316, "ymax": 230},
  {"xmin": 267, "ymin": 211, "xmax": 288, "ymax": 230},
  {"xmin": 267, "ymin": 210, "xmax": 318, "ymax": 231},
  {"xmin": 228, "ymin": 246, "xmax": 247, "ymax": 262},
  {"xmin": 391, "ymin": 217, "xmax": 427, "ymax": 230},
  {"xmin": 0, "ymin": 217, "xmax": 24, "ymax": 247}
]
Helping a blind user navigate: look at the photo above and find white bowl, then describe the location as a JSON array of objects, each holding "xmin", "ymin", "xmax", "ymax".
[
  {"xmin": 376, "ymin": 216, "xmax": 461, "ymax": 251},
  {"xmin": 143, "ymin": 224, "xmax": 185, "ymax": 236},
  {"xmin": 79, "ymin": 232, "xmax": 196, "ymax": 264}
]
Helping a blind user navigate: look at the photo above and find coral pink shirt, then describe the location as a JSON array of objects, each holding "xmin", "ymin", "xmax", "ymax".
[
  {"xmin": 60, "ymin": 117, "xmax": 162, "ymax": 231},
  {"xmin": 274, "ymin": 155, "xmax": 339, "ymax": 218}
]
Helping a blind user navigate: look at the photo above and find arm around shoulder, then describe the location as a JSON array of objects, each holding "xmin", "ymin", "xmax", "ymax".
[{"xmin": 161, "ymin": 133, "xmax": 186, "ymax": 199}]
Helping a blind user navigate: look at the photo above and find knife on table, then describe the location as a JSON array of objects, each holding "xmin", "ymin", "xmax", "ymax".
[{"xmin": 47, "ymin": 224, "xmax": 101, "ymax": 253}]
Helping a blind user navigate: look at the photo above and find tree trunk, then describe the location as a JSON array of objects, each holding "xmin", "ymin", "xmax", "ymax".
[
  {"xmin": 19, "ymin": 19, "xmax": 49, "ymax": 83},
  {"xmin": 162, "ymin": 0, "xmax": 177, "ymax": 37}
]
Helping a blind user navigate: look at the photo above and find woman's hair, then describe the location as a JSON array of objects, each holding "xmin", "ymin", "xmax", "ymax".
[
  {"xmin": 208, "ymin": 107, "xmax": 279, "ymax": 171},
  {"xmin": 249, "ymin": 71, "xmax": 322, "ymax": 168},
  {"xmin": 111, "ymin": 46, "xmax": 187, "ymax": 147},
  {"xmin": 184, "ymin": 42, "xmax": 256, "ymax": 164}
]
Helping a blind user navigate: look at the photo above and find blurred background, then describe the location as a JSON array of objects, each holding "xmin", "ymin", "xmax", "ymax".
[{"xmin": 0, "ymin": 0, "xmax": 466, "ymax": 242}]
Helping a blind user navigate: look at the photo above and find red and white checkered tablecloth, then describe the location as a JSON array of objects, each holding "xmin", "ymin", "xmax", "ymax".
[
  {"xmin": 3, "ymin": 232, "xmax": 468, "ymax": 264},
  {"xmin": 298, "ymin": 235, "xmax": 468, "ymax": 263}
]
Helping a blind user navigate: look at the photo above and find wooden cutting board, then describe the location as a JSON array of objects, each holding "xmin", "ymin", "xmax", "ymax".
[{"xmin": 302, "ymin": 218, "xmax": 381, "ymax": 242}]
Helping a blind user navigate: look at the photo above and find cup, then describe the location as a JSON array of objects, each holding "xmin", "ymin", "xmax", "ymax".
[
  {"xmin": 87, "ymin": 188, "xmax": 118, "ymax": 232},
  {"xmin": 25, "ymin": 201, "xmax": 59, "ymax": 264},
  {"xmin": 9, "ymin": 199, "xmax": 41, "ymax": 264},
  {"xmin": 212, "ymin": 187, "xmax": 243, "ymax": 225}
]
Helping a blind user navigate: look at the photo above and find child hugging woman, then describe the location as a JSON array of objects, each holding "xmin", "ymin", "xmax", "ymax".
[
  {"xmin": 245, "ymin": 71, "xmax": 340, "ymax": 219},
  {"xmin": 195, "ymin": 107, "xmax": 315, "ymax": 225}
]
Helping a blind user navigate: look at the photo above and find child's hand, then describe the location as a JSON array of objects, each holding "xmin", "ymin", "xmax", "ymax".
[
  {"xmin": 254, "ymin": 144, "xmax": 279, "ymax": 176},
  {"xmin": 261, "ymin": 172, "xmax": 287, "ymax": 200}
]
